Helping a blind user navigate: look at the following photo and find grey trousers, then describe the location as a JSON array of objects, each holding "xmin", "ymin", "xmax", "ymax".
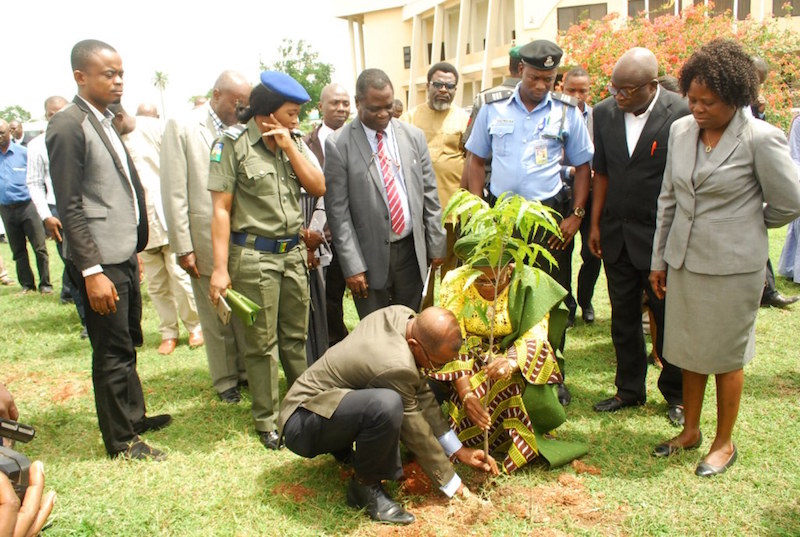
[{"xmin": 191, "ymin": 274, "xmax": 247, "ymax": 393}]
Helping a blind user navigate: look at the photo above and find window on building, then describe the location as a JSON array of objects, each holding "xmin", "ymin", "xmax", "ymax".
[
  {"xmin": 694, "ymin": 0, "xmax": 751, "ymax": 19},
  {"xmin": 773, "ymin": 0, "xmax": 800, "ymax": 15},
  {"xmin": 557, "ymin": 3, "xmax": 608, "ymax": 32},
  {"xmin": 629, "ymin": 0, "xmax": 645, "ymax": 17},
  {"xmin": 629, "ymin": 0, "xmax": 677, "ymax": 19}
]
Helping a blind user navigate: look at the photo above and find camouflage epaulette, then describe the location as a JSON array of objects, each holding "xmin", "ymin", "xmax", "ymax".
[
  {"xmin": 222, "ymin": 124, "xmax": 246, "ymax": 140},
  {"xmin": 551, "ymin": 92, "xmax": 578, "ymax": 107}
]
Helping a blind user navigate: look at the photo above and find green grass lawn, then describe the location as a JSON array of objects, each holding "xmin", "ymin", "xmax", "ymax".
[{"xmin": 1, "ymin": 229, "xmax": 799, "ymax": 536}]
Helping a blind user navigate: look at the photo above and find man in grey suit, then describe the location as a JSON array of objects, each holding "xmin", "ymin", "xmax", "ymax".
[
  {"xmin": 160, "ymin": 71, "xmax": 250, "ymax": 403},
  {"xmin": 589, "ymin": 48, "xmax": 688, "ymax": 423},
  {"xmin": 47, "ymin": 39, "xmax": 170, "ymax": 460},
  {"xmin": 324, "ymin": 69, "xmax": 446, "ymax": 319},
  {"xmin": 279, "ymin": 306, "xmax": 498, "ymax": 525}
]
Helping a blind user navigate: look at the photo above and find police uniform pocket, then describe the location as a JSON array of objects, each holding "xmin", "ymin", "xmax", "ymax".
[
  {"xmin": 489, "ymin": 120, "xmax": 514, "ymax": 157},
  {"xmin": 242, "ymin": 160, "xmax": 278, "ymax": 196}
]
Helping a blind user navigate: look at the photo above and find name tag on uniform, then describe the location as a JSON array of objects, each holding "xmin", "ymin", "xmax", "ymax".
[
  {"xmin": 533, "ymin": 140, "xmax": 548, "ymax": 166},
  {"xmin": 489, "ymin": 118, "xmax": 515, "ymax": 136}
]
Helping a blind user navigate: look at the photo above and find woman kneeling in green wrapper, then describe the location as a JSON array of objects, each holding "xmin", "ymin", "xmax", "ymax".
[{"xmin": 427, "ymin": 236, "xmax": 588, "ymax": 473}]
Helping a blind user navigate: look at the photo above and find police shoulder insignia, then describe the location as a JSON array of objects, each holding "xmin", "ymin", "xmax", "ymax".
[
  {"xmin": 484, "ymin": 88, "xmax": 514, "ymax": 105},
  {"xmin": 551, "ymin": 92, "xmax": 578, "ymax": 107},
  {"xmin": 210, "ymin": 141, "xmax": 224, "ymax": 162},
  {"xmin": 222, "ymin": 124, "xmax": 246, "ymax": 140}
]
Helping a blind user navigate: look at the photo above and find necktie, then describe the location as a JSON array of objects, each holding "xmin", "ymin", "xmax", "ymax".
[{"xmin": 376, "ymin": 130, "xmax": 405, "ymax": 235}]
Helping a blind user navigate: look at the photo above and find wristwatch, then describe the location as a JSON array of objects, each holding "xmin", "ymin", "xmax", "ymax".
[{"xmin": 573, "ymin": 207, "xmax": 586, "ymax": 218}]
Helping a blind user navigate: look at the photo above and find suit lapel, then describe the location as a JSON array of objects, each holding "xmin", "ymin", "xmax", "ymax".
[
  {"xmin": 393, "ymin": 119, "xmax": 415, "ymax": 189},
  {"xmin": 630, "ymin": 93, "xmax": 670, "ymax": 162},
  {"xmin": 609, "ymin": 105, "xmax": 628, "ymax": 162},
  {"xmin": 73, "ymin": 96, "xmax": 128, "ymax": 179},
  {"xmin": 201, "ymin": 114, "xmax": 216, "ymax": 148},
  {"xmin": 674, "ymin": 119, "xmax": 699, "ymax": 192},
  {"xmin": 693, "ymin": 110, "xmax": 745, "ymax": 189},
  {"xmin": 352, "ymin": 119, "xmax": 389, "ymax": 207}
]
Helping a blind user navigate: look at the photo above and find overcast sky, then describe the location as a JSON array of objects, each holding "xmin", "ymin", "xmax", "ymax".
[{"xmin": 4, "ymin": 0, "xmax": 354, "ymax": 121}]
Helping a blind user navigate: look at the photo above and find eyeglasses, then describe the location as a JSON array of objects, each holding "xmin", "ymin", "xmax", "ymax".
[
  {"xmin": 430, "ymin": 81, "xmax": 457, "ymax": 91},
  {"xmin": 235, "ymin": 100, "xmax": 247, "ymax": 114},
  {"xmin": 607, "ymin": 81, "xmax": 652, "ymax": 99}
]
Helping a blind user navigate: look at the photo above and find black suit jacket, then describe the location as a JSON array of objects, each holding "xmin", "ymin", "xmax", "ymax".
[
  {"xmin": 46, "ymin": 96, "xmax": 148, "ymax": 271},
  {"xmin": 303, "ymin": 123, "xmax": 325, "ymax": 169},
  {"xmin": 592, "ymin": 90, "xmax": 690, "ymax": 269}
]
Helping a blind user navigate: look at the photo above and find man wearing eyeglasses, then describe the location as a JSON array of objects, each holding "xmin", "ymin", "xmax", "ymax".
[
  {"xmin": 588, "ymin": 48, "xmax": 689, "ymax": 423},
  {"xmin": 160, "ymin": 70, "xmax": 251, "ymax": 404},
  {"xmin": 401, "ymin": 62, "xmax": 470, "ymax": 308},
  {"xmin": 464, "ymin": 39, "xmax": 594, "ymax": 406}
]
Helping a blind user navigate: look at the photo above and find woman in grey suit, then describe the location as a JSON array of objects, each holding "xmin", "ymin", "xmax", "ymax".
[{"xmin": 649, "ymin": 40, "xmax": 800, "ymax": 476}]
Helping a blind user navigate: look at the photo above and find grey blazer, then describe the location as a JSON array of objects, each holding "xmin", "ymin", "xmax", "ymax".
[
  {"xmin": 46, "ymin": 96, "xmax": 148, "ymax": 271},
  {"xmin": 323, "ymin": 118, "xmax": 446, "ymax": 289},
  {"xmin": 160, "ymin": 107, "xmax": 218, "ymax": 276},
  {"xmin": 277, "ymin": 306, "xmax": 456, "ymax": 488},
  {"xmin": 652, "ymin": 110, "xmax": 800, "ymax": 275}
]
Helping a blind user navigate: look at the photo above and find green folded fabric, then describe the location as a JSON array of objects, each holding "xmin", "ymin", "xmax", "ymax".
[{"xmin": 225, "ymin": 289, "xmax": 261, "ymax": 327}]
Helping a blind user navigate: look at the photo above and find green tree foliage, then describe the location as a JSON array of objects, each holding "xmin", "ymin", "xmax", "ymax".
[
  {"xmin": 261, "ymin": 39, "xmax": 333, "ymax": 122},
  {"xmin": 0, "ymin": 105, "xmax": 32, "ymax": 123},
  {"xmin": 153, "ymin": 71, "xmax": 169, "ymax": 117}
]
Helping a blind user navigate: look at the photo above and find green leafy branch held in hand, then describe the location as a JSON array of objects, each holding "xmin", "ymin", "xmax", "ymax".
[{"xmin": 441, "ymin": 189, "xmax": 562, "ymax": 453}]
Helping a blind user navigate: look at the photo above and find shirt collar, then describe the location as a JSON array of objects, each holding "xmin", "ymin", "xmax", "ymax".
[
  {"xmin": 628, "ymin": 85, "xmax": 661, "ymax": 119},
  {"xmin": 360, "ymin": 119, "xmax": 394, "ymax": 143},
  {"xmin": 208, "ymin": 105, "xmax": 226, "ymax": 137},
  {"xmin": 77, "ymin": 95, "xmax": 113, "ymax": 123},
  {"xmin": 510, "ymin": 83, "xmax": 553, "ymax": 113}
]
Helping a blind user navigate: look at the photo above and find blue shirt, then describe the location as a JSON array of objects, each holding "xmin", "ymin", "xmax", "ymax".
[
  {"xmin": 0, "ymin": 142, "xmax": 30, "ymax": 205},
  {"xmin": 466, "ymin": 86, "xmax": 594, "ymax": 201}
]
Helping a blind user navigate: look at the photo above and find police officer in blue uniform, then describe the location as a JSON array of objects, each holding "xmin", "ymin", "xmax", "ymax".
[{"xmin": 464, "ymin": 39, "xmax": 594, "ymax": 405}]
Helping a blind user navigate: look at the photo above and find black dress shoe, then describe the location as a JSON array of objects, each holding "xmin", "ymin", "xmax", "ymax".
[
  {"xmin": 581, "ymin": 305, "xmax": 595, "ymax": 323},
  {"xmin": 653, "ymin": 432, "xmax": 702, "ymax": 457},
  {"xmin": 113, "ymin": 440, "xmax": 166, "ymax": 461},
  {"xmin": 760, "ymin": 292, "xmax": 799, "ymax": 308},
  {"xmin": 593, "ymin": 396, "xmax": 644, "ymax": 412},
  {"xmin": 134, "ymin": 414, "xmax": 172, "ymax": 435},
  {"xmin": 346, "ymin": 478, "xmax": 415, "ymax": 525},
  {"xmin": 557, "ymin": 383, "xmax": 572, "ymax": 406},
  {"xmin": 218, "ymin": 386, "xmax": 241, "ymax": 404},
  {"xmin": 667, "ymin": 405, "xmax": 685, "ymax": 427},
  {"xmin": 695, "ymin": 446, "xmax": 737, "ymax": 477},
  {"xmin": 259, "ymin": 430, "xmax": 281, "ymax": 450},
  {"xmin": 566, "ymin": 309, "xmax": 576, "ymax": 328}
]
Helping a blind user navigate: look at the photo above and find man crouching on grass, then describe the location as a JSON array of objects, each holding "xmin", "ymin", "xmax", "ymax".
[{"xmin": 278, "ymin": 306, "xmax": 499, "ymax": 525}]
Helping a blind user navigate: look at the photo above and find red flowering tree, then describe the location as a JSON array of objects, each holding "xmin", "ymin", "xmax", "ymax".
[{"xmin": 559, "ymin": 4, "xmax": 800, "ymax": 130}]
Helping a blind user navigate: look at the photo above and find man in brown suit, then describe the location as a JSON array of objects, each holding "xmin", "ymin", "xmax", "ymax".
[{"xmin": 278, "ymin": 306, "xmax": 498, "ymax": 525}]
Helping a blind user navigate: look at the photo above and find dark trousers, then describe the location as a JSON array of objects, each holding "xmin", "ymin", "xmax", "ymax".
[
  {"xmin": 0, "ymin": 200, "xmax": 50, "ymax": 290},
  {"xmin": 325, "ymin": 244, "xmax": 349, "ymax": 346},
  {"xmin": 564, "ymin": 193, "xmax": 602, "ymax": 311},
  {"xmin": 604, "ymin": 245, "xmax": 682, "ymax": 405},
  {"xmin": 68, "ymin": 256, "xmax": 147, "ymax": 454},
  {"xmin": 762, "ymin": 259, "xmax": 777, "ymax": 299},
  {"xmin": 283, "ymin": 389, "xmax": 404, "ymax": 483},
  {"xmin": 50, "ymin": 205, "xmax": 86, "ymax": 324},
  {"xmin": 353, "ymin": 235, "xmax": 423, "ymax": 319}
]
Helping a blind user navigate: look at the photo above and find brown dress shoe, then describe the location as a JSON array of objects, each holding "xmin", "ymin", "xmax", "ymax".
[
  {"xmin": 158, "ymin": 338, "xmax": 178, "ymax": 355},
  {"xmin": 188, "ymin": 329, "xmax": 204, "ymax": 348}
]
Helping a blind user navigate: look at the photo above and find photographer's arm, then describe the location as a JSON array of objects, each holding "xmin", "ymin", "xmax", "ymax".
[
  {"xmin": 0, "ymin": 383, "xmax": 18, "ymax": 421},
  {"xmin": 0, "ymin": 461, "xmax": 55, "ymax": 537}
]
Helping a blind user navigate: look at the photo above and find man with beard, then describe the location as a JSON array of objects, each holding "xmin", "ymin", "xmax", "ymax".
[{"xmin": 401, "ymin": 62, "xmax": 469, "ymax": 308}]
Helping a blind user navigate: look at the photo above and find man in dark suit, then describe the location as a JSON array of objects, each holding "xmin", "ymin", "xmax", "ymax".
[
  {"xmin": 46, "ymin": 39, "xmax": 170, "ymax": 460},
  {"xmin": 304, "ymin": 83, "xmax": 352, "ymax": 345},
  {"xmin": 324, "ymin": 69, "xmax": 445, "ymax": 319},
  {"xmin": 278, "ymin": 306, "xmax": 498, "ymax": 525},
  {"xmin": 589, "ymin": 47, "xmax": 688, "ymax": 424}
]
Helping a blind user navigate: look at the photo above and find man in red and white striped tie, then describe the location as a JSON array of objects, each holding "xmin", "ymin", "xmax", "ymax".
[{"xmin": 324, "ymin": 68, "xmax": 446, "ymax": 319}]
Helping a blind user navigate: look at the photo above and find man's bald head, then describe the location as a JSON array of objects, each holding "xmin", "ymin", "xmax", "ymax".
[
  {"xmin": 319, "ymin": 83, "xmax": 351, "ymax": 130},
  {"xmin": 211, "ymin": 70, "xmax": 251, "ymax": 127},
  {"xmin": 136, "ymin": 103, "xmax": 159, "ymax": 118},
  {"xmin": 44, "ymin": 96, "xmax": 68, "ymax": 120},
  {"xmin": 411, "ymin": 307, "xmax": 462, "ymax": 367},
  {"xmin": 610, "ymin": 47, "xmax": 659, "ymax": 114},
  {"xmin": 0, "ymin": 119, "xmax": 11, "ymax": 151}
]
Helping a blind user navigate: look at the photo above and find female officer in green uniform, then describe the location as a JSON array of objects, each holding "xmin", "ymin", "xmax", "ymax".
[{"xmin": 208, "ymin": 72, "xmax": 325, "ymax": 450}]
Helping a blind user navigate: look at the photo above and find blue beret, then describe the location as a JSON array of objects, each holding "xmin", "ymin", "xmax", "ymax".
[{"xmin": 259, "ymin": 71, "xmax": 310, "ymax": 104}]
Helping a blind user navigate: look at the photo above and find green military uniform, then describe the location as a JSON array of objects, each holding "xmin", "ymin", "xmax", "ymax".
[{"xmin": 208, "ymin": 118, "xmax": 309, "ymax": 433}]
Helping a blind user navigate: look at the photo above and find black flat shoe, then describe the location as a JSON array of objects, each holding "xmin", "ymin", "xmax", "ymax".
[
  {"xmin": 695, "ymin": 446, "xmax": 738, "ymax": 477},
  {"xmin": 259, "ymin": 430, "xmax": 281, "ymax": 450},
  {"xmin": 667, "ymin": 405, "xmax": 685, "ymax": 427},
  {"xmin": 346, "ymin": 478, "xmax": 415, "ymax": 525},
  {"xmin": 134, "ymin": 414, "xmax": 173, "ymax": 435},
  {"xmin": 218, "ymin": 386, "xmax": 241, "ymax": 404},
  {"xmin": 760, "ymin": 292, "xmax": 799, "ymax": 308},
  {"xmin": 653, "ymin": 432, "xmax": 702, "ymax": 458},
  {"xmin": 593, "ymin": 396, "xmax": 644, "ymax": 412},
  {"xmin": 582, "ymin": 305, "xmax": 595, "ymax": 323}
]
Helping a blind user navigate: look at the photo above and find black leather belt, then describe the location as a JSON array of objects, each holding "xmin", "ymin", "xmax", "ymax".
[{"xmin": 230, "ymin": 231, "xmax": 300, "ymax": 254}]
